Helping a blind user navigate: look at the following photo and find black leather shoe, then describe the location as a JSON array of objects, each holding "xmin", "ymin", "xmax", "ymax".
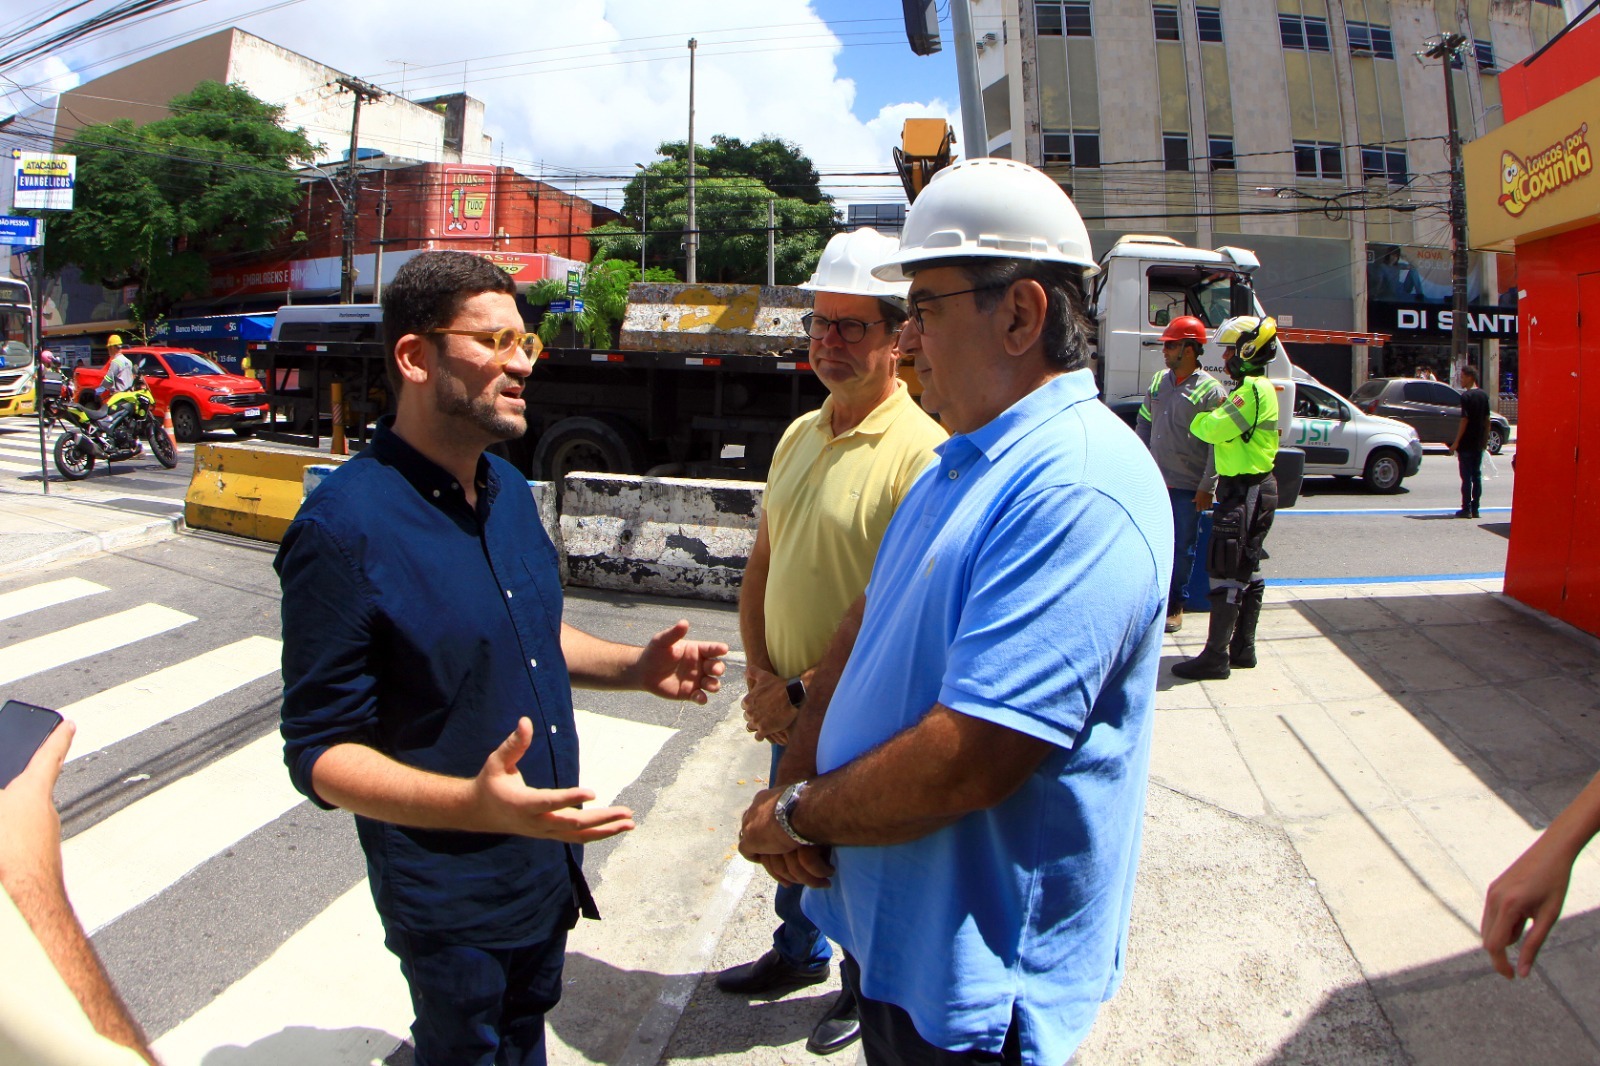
[
  {"xmin": 714, "ymin": 950, "xmax": 829, "ymax": 995},
  {"xmin": 806, "ymin": 987, "xmax": 861, "ymax": 1055}
]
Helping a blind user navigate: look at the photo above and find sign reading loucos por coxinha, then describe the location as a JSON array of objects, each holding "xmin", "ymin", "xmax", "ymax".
[
  {"xmin": 11, "ymin": 151, "xmax": 76, "ymax": 211},
  {"xmin": 1467, "ymin": 77, "xmax": 1598, "ymax": 249}
]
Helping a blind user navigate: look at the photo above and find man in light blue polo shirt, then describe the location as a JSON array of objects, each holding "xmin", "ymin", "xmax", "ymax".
[{"xmin": 738, "ymin": 158, "xmax": 1172, "ymax": 1066}]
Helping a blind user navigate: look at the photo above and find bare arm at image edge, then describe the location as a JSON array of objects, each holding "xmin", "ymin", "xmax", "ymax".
[
  {"xmin": 0, "ymin": 723, "xmax": 157, "ymax": 1065},
  {"xmin": 1483, "ymin": 770, "xmax": 1600, "ymax": 979}
]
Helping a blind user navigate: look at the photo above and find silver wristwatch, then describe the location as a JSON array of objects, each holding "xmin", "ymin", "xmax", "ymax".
[{"xmin": 774, "ymin": 781, "xmax": 815, "ymax": 846}]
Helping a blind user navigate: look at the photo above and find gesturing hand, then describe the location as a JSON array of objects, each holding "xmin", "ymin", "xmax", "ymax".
[
  {"xmin": 474, "ymin": 718, "xmax": 635, "ymax": 843},
  {"xmin": 634, "ymin": 620, "xmax": 728, "ymax": 704},
  {"xmin": 1482, "ymin": 833, "xmax": 1576, "ymax": 979}
]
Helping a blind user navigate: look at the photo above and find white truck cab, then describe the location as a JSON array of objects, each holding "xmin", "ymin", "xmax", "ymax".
[{"xmin": 1091, "ymin": 235, "xmax": 1303, "ymax": 505}]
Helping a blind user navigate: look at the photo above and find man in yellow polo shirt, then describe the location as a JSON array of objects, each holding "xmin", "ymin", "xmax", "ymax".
[{"xmin": 718, "ymin": 228, "xmax": 945, "ymax": 1055}]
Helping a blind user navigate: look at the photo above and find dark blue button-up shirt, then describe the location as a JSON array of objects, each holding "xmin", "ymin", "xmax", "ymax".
[{"xmin": 276, "ymin": 418, "xmax": 580, "ymax": 948}]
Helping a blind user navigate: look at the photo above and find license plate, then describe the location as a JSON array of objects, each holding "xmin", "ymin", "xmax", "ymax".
[{"xmin": 242, "ymin": 408, "xmax": 261, "ymax": 418}]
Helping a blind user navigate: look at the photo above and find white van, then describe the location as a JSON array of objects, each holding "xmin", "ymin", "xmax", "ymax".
[{"xmin": 1290, "ymin": 372, "xmax": 1422, "ymax": 493}]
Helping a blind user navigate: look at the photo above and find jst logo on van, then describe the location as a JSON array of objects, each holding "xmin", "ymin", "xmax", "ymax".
[{"xmin": 1498, "ymin": 124, "xmax": 1594, "ymax": 218}]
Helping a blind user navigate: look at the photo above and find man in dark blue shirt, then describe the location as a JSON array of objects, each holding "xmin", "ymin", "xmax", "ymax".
[{"xmin": 276, "ymin": 251, "xmax": 727, "ymax": 1066}]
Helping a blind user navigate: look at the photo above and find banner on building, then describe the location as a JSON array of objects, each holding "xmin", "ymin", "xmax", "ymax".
[{"xmin": 11, "ymin": 152, "xmax": 76, "ymax": 211}]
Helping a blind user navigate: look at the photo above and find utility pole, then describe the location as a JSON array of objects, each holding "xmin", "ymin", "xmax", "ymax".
[
  {"xmin": 767, "ymin": 200, "xmax": 776, "ymax": 286},
  {"xmin": 636, "ymin": 163, "xmax": 648, "ymax": 272},
  {"xmin": 373, "ymin": 169, "xmax": 391, "ymax": 304},
  {"xmin": 949, "ymin": 0, "xmax": 987, "ymax": 158},
  {"xmin": 1422, "ymin": 33, "xmax": 1471, "ymax": 380},
  {"xmin": 686, "ymin": 37, "xmax": 698, "ymax": 284},
  {"xmin": 337, "ymin": 76, "xmax": 384, "ymax": 304}
]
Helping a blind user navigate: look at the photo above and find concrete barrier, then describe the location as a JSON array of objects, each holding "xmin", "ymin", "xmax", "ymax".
[
  {"xmin": 186, "ymin": 443, "xmax": 352, "ymax": 543},
  {"xmin": 560, "ymin": 474, "xmax": 762, "ymax": 602}
]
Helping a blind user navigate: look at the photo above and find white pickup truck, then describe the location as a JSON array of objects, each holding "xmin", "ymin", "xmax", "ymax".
[{"xmin": 1091, "ymin": 235, "xmax": 1304, "ymax": 505}]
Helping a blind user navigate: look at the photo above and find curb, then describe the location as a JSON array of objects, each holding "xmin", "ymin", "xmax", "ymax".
[{"xmin": 0, "ymin": 511, "xmax": 185, "ymax": 577}]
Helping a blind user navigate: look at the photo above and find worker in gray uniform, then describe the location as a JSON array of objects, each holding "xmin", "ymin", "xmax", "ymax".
[{"xmin": 1136, "ymin": 315, "xmax": 1224, "ymax": 633}]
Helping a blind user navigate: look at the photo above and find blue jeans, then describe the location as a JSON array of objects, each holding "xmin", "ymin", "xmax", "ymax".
[
  {"xmin": 769, "ymin": 742, "xmax": 832, "ymax": 968},
  {"xmin": 1169, "ymin": 487, "xmax": 1203, "ymax": 609},
  {"xmin": 383, "ymin": 922, "xmax": 568, "ymax": 1066}
]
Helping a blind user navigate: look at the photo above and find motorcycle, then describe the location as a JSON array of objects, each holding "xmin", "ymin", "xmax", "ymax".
[{"xmin": 53, "ymin": 378, "xmax": 179, "ymax": 480}]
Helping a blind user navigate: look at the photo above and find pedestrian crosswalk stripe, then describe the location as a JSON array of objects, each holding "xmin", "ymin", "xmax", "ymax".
[
  {"xmin": 150, "ymin": 883, "xmax": 409, "ymax": 1066},
  {"xmin": 62, "ymin": 732, "xmax": 303, "ymax": 934},
  {"xmin": 64, "ymin": 635, "xmax": 283, "ymax": 760},
  {"xmin": 0, "ymin": 603, "xmax": 194, "ymax": 686},
  {"xmin": 573, "ymin": 708, "xmax": 676, "ymax": 807},
  {"xmin": 0, "ymin": 577, "xmax": 108, "ymax": 623},
  {"xmin": 0, "ymin": 457, "xmax": 37, "ymax": 472}
]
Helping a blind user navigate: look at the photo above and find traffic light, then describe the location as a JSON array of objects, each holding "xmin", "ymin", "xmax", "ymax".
[{"xmin": 902, "ymin": 0, "xmax": 941, "ymax": 56}]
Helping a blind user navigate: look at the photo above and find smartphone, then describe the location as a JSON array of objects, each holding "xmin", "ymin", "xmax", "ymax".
[{"xmin": 0, "ymin": 700, "xmax": 64, "ymax": 788}]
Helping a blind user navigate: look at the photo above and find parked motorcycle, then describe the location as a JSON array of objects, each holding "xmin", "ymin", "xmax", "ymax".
[{"xmin": 53, "ymin": 381, "xmax": 178, "ymax": 480}]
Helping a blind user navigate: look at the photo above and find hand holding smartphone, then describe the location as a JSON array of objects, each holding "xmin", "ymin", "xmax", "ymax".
[{"xmin": 0, "ymin": 701, "xmax": 65, "ymax": 789}]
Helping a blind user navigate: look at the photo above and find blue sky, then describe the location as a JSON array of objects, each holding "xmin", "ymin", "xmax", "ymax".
[{"xmin": 811, "ymin": 0, "xmax": 959, "ymax": 125}]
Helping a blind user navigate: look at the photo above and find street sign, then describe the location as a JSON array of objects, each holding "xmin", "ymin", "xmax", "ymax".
[
  {"xmin": 566, "ymin": 269, "xmax": 582, "ymax": 296},
  {"xmin": 549, "ymin": 299, "xmax": 585, "ymax": 314},
  {"xmin": 11, "ymin": 151, "xmax": 75, "ymax": 211},
  {"xmin": 0, "ymin": 215, "xmax": 42, "ymax": 248}
]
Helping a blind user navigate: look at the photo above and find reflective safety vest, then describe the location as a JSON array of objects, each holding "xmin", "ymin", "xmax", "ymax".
[{"xmin": 1190, "ymin": 375, "xmax": 1278, "ymax": 476}]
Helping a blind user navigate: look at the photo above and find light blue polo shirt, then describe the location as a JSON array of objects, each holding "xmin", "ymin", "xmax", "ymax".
[{"xmin": 803, "ymin": 369, "xmax": 1173, "ymax": 1065}]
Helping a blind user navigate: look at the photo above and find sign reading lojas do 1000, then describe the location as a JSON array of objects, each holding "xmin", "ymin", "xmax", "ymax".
[{"xmin": 11, "ymin": 151, "xmax": 76, "ymax": 211}]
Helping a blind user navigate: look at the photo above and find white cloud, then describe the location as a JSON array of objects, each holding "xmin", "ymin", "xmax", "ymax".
[{"xmin": 5, "ymin": 0, "xmax": 953, "ymax": 209}]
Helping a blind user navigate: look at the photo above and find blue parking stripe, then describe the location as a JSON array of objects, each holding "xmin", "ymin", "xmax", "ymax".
[
  {"xmin": 1270, "ymin": 571, "xmax": 1504, "ymax": 587},
  {"xmin": 1282, "ymin": 506, "xmax": 1512, "ymax": 517}
]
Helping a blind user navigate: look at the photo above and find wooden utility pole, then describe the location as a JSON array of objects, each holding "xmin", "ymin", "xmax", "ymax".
[{"xmin": 337, "ymin": 76, "xmax": 384, "ymax": 304}]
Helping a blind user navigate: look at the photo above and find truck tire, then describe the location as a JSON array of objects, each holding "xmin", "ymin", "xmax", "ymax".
[
  {"xmin": 1363, "ymin": 448, "xmax": 1406, "ymax": 494},
  {"xmin": 170, "ymin": 401, "xmax": 202, "ymax": 443},
  {"xmin": 532, "ymin": 416, "xmax": 643, "ymax": 481}
]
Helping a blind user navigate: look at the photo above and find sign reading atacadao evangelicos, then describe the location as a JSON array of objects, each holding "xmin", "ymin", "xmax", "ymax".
[{"xmin": 11, "ymin": 151, "xmax": 76, "ymax": 211}]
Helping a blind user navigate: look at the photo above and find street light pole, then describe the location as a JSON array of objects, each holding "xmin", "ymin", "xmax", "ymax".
[
  {"xmin": 686, "ymin": 37, "xmax": 698, "ymax": 284},
  {"xmin": 1422, "ymin": 33, "xmax": 1471, "ymax": 380}
]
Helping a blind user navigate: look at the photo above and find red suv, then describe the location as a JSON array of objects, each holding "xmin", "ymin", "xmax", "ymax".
[{"xmin": 74, "ymin": 346, "xmax": 268, "ymax": 442}]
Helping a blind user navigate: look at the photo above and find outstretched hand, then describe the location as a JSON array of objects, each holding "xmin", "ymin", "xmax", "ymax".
[
  {"xmin": 632, "ymin": 620, "xmax": 728, "ymax": 703},
  {"xmin": 474, "ymin": 718, "xmax": 635, "ymax": 843}
]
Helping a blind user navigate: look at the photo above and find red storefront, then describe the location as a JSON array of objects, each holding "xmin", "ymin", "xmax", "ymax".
[{"xmin": 1467, "ymin": 16, "xmax": 1600, "ymax": 636}]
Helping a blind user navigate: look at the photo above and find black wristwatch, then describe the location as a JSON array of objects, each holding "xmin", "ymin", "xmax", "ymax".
[{"xmin": 785, "ymin": 675, "xmax": 807, "ymax": 707}]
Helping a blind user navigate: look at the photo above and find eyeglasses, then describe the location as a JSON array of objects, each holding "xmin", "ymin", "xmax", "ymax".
[
  {"xmin": 427, "ymin": 326, "xmax": 544, "ymax": 367},
  {"xmin": 800, "ymin": 312, "xmax": 891, "ymax": 344},
  {"xmin": 906, "ymin": 284, "xmax": 1008, "ymax": 334}
]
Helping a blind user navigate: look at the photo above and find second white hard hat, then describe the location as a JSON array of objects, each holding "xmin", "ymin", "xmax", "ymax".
[
  {"xmin": 872, "ymin": 158, "xmax": 1099, "ymax": 281},
  {"xmin": 799, "ymin": 228, "xmax": 911, "ymax": 305}
]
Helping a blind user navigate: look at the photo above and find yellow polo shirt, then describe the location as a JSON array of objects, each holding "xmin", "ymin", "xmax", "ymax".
[
  {"xmin": 0, "ymin": 888, "xmax": 148, "ymax": 1066},
  {"xmin": 762, "ymin": 382, "xmax": 946, "ymax": 678}
]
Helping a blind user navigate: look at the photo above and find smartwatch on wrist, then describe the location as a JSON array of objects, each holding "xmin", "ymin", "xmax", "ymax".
[
  {"xmin": 785, "ymin": 675, "xmax": 807, "ymax": 707},
  {"xmin": 775, "ymin": 781, "xmax": 815, "ymax": 845}
]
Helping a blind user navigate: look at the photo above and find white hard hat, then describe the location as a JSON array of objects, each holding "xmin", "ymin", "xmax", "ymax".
[
  {"xmin": 872, "ymin": 158, "xmax": 1099, "ymax": 281},
  {"xmin": 799, "ymin": 228, "xmax": 910, "ymax": 305}
]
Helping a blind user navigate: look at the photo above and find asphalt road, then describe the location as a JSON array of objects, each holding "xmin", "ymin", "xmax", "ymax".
[{"xmin": 1268, "ymin": 443, "xmax": 1515, "ymax": 582}]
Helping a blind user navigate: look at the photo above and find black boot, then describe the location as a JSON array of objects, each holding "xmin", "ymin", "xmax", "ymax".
[
  {"xmin": 1230, "ymin": 581, "xmax": 1265, "ymax": 668},
  {"xmin": 1172, "ymin": 596, "xmax": 1238, "ymax": 680}
]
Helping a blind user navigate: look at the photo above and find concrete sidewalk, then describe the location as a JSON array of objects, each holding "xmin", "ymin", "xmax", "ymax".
[
  {"xmin": 643, "ymin": 578, "xmax": 1600, "ymax": 1066},
  {"xmin": 0, "ymin": 485, "xmax": 183, "ymax": 576}
]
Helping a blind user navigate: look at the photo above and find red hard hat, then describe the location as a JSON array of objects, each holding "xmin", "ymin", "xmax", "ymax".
[{"xmin": 1161, "ymin": 316, "xmax": 1207, "ymax": 345}]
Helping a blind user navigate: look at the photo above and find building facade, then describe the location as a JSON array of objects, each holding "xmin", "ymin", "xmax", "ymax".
[{"xmin": 969, "ymin": 0, "xmax": 1574, "ymax": 396}]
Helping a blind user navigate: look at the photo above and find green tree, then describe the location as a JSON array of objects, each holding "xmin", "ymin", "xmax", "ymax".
[
  {"xmin": 592, "ymin": 136, "xmax": 839, "ymax": 285},
  {"xmin": 528, "ymin": 253, "xmax": 675, "ymax": 349},
  {"xmin": 39, "ymin": 81, "xmax": 318, "ymax": 318}
]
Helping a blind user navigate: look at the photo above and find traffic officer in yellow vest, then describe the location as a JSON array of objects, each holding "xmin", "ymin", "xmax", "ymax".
[{"xmin": 1171, "ymin": 315, "xmax": 1280, "ymax": 681}]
